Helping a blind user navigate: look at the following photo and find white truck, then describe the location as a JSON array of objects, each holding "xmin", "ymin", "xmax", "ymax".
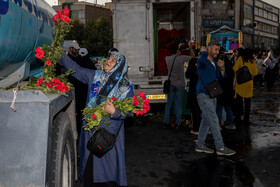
[{"xmin": 112, "ymin": 0, "xmax": 195, "ymax": 103}]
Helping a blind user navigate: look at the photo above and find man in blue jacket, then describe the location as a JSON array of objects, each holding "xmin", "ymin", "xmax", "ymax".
[{"xmin": 195, "ymin": 40, "xmax": 236, "ymax": 156}]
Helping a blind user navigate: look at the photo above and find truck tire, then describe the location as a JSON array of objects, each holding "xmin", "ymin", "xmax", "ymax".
[{"xmin": 50, "ymin": 112, "xmax": 75, "ymax": 187}]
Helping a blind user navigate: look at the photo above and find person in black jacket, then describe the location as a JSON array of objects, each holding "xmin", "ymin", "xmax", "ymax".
[
  {"xmin": 216, "ymin": 48, "xmax": 236, "ymax": 130},
  {"xmin": 77, "ymin": 48, "xmax": 96, "ymax": 70},
  {"xmin": 185, "ymin": 56, "xmax": 201, "ymax": 135}
]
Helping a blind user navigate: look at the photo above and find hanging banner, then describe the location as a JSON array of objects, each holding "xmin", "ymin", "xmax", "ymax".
[
  {"xmin": 238, "ymin": 32, "xmax": 243, "ymax": 48},
  {"xmin": 206, "ymin": 34, "xmax": 211, "ymax": 46}
]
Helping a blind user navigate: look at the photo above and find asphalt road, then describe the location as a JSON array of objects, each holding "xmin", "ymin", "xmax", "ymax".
[{"xmin": 76, "ymin": 83, "xmax": 280, "ymax": 187}]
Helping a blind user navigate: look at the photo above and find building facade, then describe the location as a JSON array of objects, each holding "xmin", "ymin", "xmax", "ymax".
[
  {"xmin": 196, "ymin": 0, "xmax": 237, "ymax": 45},
  {"xmin": 195, "ymin": 0, "xmax": 279, "ymax": 49},
  {"xmin": 254, "ymin": 0, "xmax": 279, "ymax": 49},
  {"xmin": 53, "ymin": 1, "xmax": 112, "ymax": 25}
]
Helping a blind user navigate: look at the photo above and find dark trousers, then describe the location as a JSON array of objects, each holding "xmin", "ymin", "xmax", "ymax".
[
  {"xmin": 191, "ymin": 101, "xmax": 201, "ymax": 132},
  {"xmin": 235, "ymin": 94, "xmax": 251, "ymax": 122},
  {"xmin": 265, "ymin": 68, "xmax": 277, "ymax": 90}
]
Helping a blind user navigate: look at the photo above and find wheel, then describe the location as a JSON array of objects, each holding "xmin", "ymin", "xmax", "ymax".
[{"xmin": 50, "ymin": 112, "xmax": 75, "ymax": 187}]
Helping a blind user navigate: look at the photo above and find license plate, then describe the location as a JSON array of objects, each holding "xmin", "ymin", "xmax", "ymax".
[{"xmin": 147, "ymin": 94, "xmax": 166, "ymax": 100}]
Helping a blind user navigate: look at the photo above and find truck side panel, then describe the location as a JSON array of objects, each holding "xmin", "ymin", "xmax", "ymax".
[
  {"xmin": 113, "ymin": 2, "xmax": 153, "ymax": 77},
  {"xmin": 0, "ymin": 90, "xmax": 77, "ymax": 186},
  {"xmin": 0, "ymin": 92, "xmax": 50, "ymax": 186}
]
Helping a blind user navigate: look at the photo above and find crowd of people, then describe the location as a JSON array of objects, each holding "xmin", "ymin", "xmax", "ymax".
[
  {"xmin": 56, "ymin": 39, "xmax": 280, "ymax": 186},
  {"xmin": 163, "ymin": 39, "xmax": 280, "ymax": 157}
]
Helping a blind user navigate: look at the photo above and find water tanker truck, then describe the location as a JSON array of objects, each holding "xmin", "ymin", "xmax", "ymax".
[{"xmin": 0, "ymin": 0, "xmax": 77, "ymax": 186}]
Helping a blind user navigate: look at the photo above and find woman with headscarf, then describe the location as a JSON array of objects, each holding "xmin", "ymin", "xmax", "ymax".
[{"xmin": 58, "ymin": 50, "xmax": 133, "ymax": 187}]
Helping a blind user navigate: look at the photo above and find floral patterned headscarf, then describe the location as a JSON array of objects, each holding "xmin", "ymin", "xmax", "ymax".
[{"xmin": 87, "ymin": 51, "xmax": 132, "ymax": 107}]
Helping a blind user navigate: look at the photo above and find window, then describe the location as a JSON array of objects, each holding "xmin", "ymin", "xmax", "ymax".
[
  {"xmin": 268, "ymin": 12, "xmax": 273, "ymax": 20},
  {"xmin": 263, "ymin": 24, "xmax": 268, "ymax": 32},
  {"xmin": 267, "ymin": 25, "xmax": 272, "ymax": 33},
  {"xmin": 78, "ymin": 11, "xmax": 85, "ymax": 19},
  {"xmin": 273, "ymin": 26, "xmax": 278, "ymax": 34},
  {"xmin": 243, "ymin": 19, "xmax": 252, "ymax": 26},
  {"xmin": 273, "ymin": 39, "xmax": 278, "ymax": 46},
  {"xmin": 71, "ymin": 10, "xmax": 85, "ymax": 19},
  {"xmin": 71, "ymin": 10, "xmax": 78, "ymax": 19},
  {"xmin": 244, "ymin": 4, "xmax": 252, "ymax": 15},
  {"xmin": 273, "ymin": 14, "xmax": 278, "ymax": 22},
  {"xmin": 203, "ymin": 0, "xmax": 211, "ymax": 9},
  {"xmin": 255, "ymin": 7, "xmax": 258, "ymax": 15},
  {"xmin": 258, "ymin": 22, "xmax": 263, "ymax": 31},
  {"xmin": 259, "ymin": 9, "xmax": 263, "ymax": 17},
  {"xmin": 264, "ymin": 10, "xmax": 267, "ymax": 18}
]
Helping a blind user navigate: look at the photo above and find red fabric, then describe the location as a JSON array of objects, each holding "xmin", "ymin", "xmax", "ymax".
[{"xmin": 156, "ymin": 28, "xmax": 189, "ymax": 75}]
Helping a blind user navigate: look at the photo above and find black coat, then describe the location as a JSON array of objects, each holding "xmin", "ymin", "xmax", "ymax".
[
  {"xmin": 217, "ymin": 56, "xmax": 234, "ymax": 106},
  {"xmin": 185, "ymin": 58, "xmax": 198, "ymax": 108},
  {"xmin": 77, "ymin": 55, "xmax": 97, "ymax": 70}
]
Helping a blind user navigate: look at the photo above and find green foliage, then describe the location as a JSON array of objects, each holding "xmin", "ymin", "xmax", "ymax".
[
  {"xmin": 64, "ymin": 16, "xmax": 113, "ymax": 56},
  {"xmin": 82, "ymin": 94, "xmax": 150, "ymax": 131},
  {"xmin": 64, "ymin": 18, "xmax": 85, "ymax": 45}
]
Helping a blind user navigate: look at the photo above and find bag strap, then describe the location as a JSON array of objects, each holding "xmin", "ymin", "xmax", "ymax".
[
  {"xmin": 197, "ymin": 61, "xmax": 218, "ymax": 88},
  {"xmin": 168, "ymin": 55, "xmax": 178, "ymax": 80},
  {"xmin": 115, "ymin": 121, "xmax": 124, "ymax": 138}
]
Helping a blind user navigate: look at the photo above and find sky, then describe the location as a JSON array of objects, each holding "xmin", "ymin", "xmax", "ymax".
[
  {"xmin": 46, "ymin": 0, "xmax": 111, "ymax": 6},
  {"xmin": 45, "ymin": 0, "xmax": 280, "ymax": 8},
  {"xmin": 263, "ymin": 0, "xmax": 280, "ymax": 8}
]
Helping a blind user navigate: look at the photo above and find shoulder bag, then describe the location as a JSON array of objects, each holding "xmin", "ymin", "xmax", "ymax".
[
  {"xmin": 236, "ymin": 61, "xmax": 252, "ymax": 84},
  {"xmin": 87, "ymin": 121, "xmax": 123, "ymax": 158},
  {"xmin": 163, "ymin": 55, "xmax": 178, "ymax": 94},
  {"xmin": 198, "ymin": 64, "xmax": 223, "ymax": 98}
]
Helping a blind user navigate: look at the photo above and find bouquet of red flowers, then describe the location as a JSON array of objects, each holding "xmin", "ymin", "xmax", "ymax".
[
  {"xmin": 82, "ymin": 92, "xmax": 150, "ymax": 131},
  {"xmin": 23, "ymin": 8, "xmax": 72, "ymax": 95}
]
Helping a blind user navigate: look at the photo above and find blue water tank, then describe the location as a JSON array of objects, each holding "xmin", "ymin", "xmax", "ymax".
[{"xmin": 0, "ymin": 0, "xmax": 56, "ymax": 88}]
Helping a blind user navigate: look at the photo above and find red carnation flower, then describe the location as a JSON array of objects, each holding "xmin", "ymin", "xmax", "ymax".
[
  {"xmin": 44, "ymin": 82, "xmax": 52, "ymax": 88},
  {"xmin": 138, "ymin": 92, "xmax": 146, "ymax": 99},
  {"xmin": 51, "ymin": 78, "xmax": 59, "ymax": 84},
  {"xmin": 35, "ymin": 48, "xmax": 44, "ymax": 59},
  {"xmin": 53, "ymin": 14, "xmax": 59, "ymax": 22},
  {"xmin": 63, "ymin": 8, "xmax": 69, "ymax": 16},
  {"xmin": 45, "ymin": 59, "xmax": 52, "ymax": 66},
  {"xmin": 143, "ymin": 109, "xmax": 148, "ymax": 114},
  {"xmin": 60, "ymin": 15, "xmax": 70, "ymax": 24},
  {"xmin": 112, "ymin": 97, "xmax": 116, "ymax": 101},
  {"xmin": 133, "ymin": 98, "xmax": 139, "ymax": 106},
  {"xmin": 57, "ymin": 10, "xmax": 63, "ymax": 16},
  {"xmin": 36, "ymin": 77, "xmax": 44, "ymax": 87},
  {"xmin": 136, "ymin": 110, "xmax": 140, "ymax": 116},
  {"xmin": 92, "ymin": 114, "xmax": 97, "ymax": 119}
]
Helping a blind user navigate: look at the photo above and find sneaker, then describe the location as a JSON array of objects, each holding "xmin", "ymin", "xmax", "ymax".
[
  {"xmin": 216, "ymin": 147, "xmax": 236, "ymax": 156},
  {"xmin": 190, "ymin": 130, "xmax": 198, "ymax": 135},
  {"xmin": 195, "ymin": 145, "xmax": 214, "ymax": 154},
  {"xmin": 224, "ymin": 124, "xmax": 236, "ymax": 130}
]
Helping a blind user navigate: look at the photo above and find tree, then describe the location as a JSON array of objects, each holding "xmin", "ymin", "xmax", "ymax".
[
  {"xmin": 82, "ymin": 16, "xmax": 113, "ymax": 56},
  {"xmin": 64, "ymin": 16, "xmax": 113, "ymax": 57},
  {"xmin": 64, "ymin": 19, "xmax": 85, "ymax": 47}
]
